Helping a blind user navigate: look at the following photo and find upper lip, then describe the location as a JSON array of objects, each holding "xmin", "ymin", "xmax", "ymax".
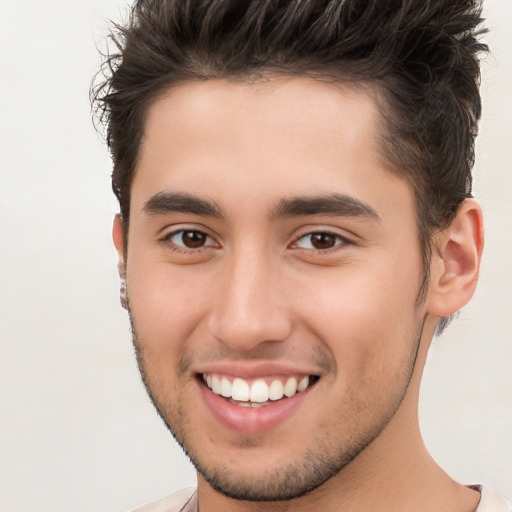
[{"xmin": 194, "ymin": 362, "xmax": 321, "ymax": 379}]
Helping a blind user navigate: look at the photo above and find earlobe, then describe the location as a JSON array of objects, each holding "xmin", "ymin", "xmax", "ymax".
[
  {"xmin": 112, "ymin": 214, "xmax": 128, "ymax": 310},
  {"xmin": 428, "ymin": 199, "xmax": 484, "ymax": 317}
]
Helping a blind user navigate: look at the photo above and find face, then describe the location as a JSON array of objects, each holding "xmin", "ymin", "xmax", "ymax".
[{"xmin": 120, "ymin": 78, "xmax": 429, "ymax": 501}]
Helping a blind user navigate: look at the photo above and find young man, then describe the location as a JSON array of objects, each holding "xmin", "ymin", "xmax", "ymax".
[{"xmin": 93, "ymin": 1, "xmax": 510, "ymax": 511}]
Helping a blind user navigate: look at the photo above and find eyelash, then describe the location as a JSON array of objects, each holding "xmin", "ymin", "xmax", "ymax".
[
  {"xmin": 291, "ymin": 230, "xmax": 350, "ymax": 253},
  {"xmin": 160, "ymin": 228, "xmax": 351, "ymax": 255},
  {"xmin": 160, "ymin": 229, "xmax": 216, "ymax": 253}
]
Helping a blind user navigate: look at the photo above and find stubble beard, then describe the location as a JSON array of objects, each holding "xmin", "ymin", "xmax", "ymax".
[{"xmin": 128, "ymin": 308, "xmax": 424, "ymax": 502}]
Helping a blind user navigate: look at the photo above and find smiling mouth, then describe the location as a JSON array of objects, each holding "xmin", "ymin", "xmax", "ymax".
[{"xmin": 200, "ymin": 373, "xmax": 319, "ymax": 408}]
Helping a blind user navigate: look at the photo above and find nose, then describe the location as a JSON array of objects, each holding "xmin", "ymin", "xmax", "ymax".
[{"xmin": 207, "ymin": 248, "xmax": 293, "ymax": 352}]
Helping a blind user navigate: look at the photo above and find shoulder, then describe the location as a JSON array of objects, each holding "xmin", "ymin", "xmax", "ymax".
[
  {"xmin": 472, "ymin": 485, "xmax": 512, "ymax": 512},
  {"xmin": 132, "ymin": 488, "xmax": 197, "ymax": 512}
]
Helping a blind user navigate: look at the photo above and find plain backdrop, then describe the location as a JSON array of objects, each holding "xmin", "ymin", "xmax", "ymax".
[{"xmin": 0, "ymin": 1, "xmax": 511, "ymax": 511}]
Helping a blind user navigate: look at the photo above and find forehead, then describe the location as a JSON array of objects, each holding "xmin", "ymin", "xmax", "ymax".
[{"xmin": 132, "ymin": 77, "xmax": 411, "ymax": 221}]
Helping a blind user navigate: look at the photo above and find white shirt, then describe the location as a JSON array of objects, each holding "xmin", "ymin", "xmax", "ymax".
[{"xmin": 133, "ymin": 485, "xmax": 512, "ymax": 512}]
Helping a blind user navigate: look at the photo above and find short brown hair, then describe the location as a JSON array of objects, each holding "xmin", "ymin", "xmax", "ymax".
[{"xmin": 92, "ymin": 0, "xmax": 488, "ymax": 311}]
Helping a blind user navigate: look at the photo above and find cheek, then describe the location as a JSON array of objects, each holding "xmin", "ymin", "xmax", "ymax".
[
  {"xmin": 292, "ymin": 258, "xmax": 421, "ymax": 366},
  {"xmin": 127, "ymin": 260, "xmax": 212, "ymax": 352}
]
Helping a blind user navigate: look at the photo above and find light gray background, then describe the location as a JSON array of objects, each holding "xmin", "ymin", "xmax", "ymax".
[{"xmin": 0, "ymin": 1, "xmax": 511, "ymax": 511}]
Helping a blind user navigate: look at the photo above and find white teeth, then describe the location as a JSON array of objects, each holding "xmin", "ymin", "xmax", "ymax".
[
  {"xmin": 204, "ymin": 373, "xmax": 314, "ymax": 403},
  {"xmin": 232, "ymin": 400, "xmax": 268, "ymax": 408},
  {"xmin": 268, "ymin": 379, "xmax": 284, "ymax": 400},
  {"xmin": 250, "ymin": 380, "xmax": 269, "ymax": 402},
  {"xmin": 284, "ymin": 377, "xmax": 297, "ymax": 397},
  {"xmin": 211, "ymin": 374, "xmax": 222, "ymax": 394},
  {"xmin": 297, "ymin": 375, "xmax": 309, "ymax": 392},
  {"xmin": 231, "ymin": 378, "xmax": 250, "ymax": 401},
  {"xmin": 220, "ymin": 377, "xmax": 232, "ymax": 397}
]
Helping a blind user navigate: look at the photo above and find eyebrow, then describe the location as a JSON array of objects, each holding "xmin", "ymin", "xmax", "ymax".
[
  {"xmin": 270, "ymin": 194, "xmax": 381, "ymax": 222},
  {"xmin": 143, "ymin": 192, "xmax": 224, "ymax": 219},
  {"xmin": 143, "ymin": 191, "xmax": 380, "ymax": 223}
]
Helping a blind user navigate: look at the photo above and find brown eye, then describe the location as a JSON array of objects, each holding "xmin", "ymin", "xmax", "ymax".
[
  {"xmin": 310, "ymin": 233, "xmax": 337, "ymax": 249},
  {"xmin": 181, "ymin": 230, "xmax": 206, "ymax": 248},
  {"xmin": 295, "ymin": 232, "xmax": 345, "ymax": 251},
  {"xmin": 168, "ymin": 230, "xmax": 212, "ymax": 249}
]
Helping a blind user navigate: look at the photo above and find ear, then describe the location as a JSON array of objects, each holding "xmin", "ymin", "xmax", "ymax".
[
  {"xmin": 112, "ymin": 214, "xmax": 128, "ymax": 309},
  {"xmin": 427, "ymin": 199, "xmax": 484, "ymax": 317}
]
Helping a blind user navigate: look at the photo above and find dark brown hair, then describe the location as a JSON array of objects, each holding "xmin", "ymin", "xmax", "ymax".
[{"xmin": 92, "ymin": 0, "xmax": 487, "ymax": 312}]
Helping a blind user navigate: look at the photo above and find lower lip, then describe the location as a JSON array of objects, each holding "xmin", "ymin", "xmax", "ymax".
[{"xmin": 198, "ymin": 380, "xmax": 312, "ymax": 434}]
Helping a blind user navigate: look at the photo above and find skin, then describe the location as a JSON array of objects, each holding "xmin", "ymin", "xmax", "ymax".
[{"xmin": 113, "ymin": 78, "xmax": 484, "ymax": 512}]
